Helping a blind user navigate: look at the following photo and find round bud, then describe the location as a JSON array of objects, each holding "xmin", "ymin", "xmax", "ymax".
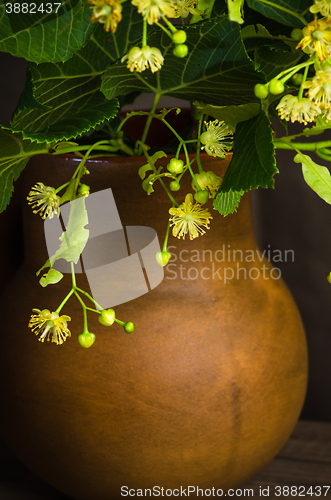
[
  {"xmin": 327, "ymin": 272, "xmax": 331, "ymax": 284},
  {"xmin": 167, "ymin": 158, "xmax": 184, "ymax": 174},
  {"xmin": 268, "ymin": 79, "xmax": 285, "ymax": 95},
  {"xmin": 173, "ymin": 44, "xmax": 188, "ymax": 58},
  {"xmin": 78, "ymin": 333, "xmax": 96, "ymax": 348},
  {"xmin": 292, "ymin": 73, "xmax": 304, "ymax": 86},
  {"xmin": 254, "ymin": 83, "xmax": 269, "ymax": 99},
  {"xmin": 169, "ymin": 180, "xmax": 181, "ymax": 191},
  {"xmin": 98, "ymin": 309, "xmax": 115, "ymax": 326},
  {"xmin": 172, "ymin": 30, "xmax": 187, "ymax": 44},
  {"xmin": 290, "ymin": 28, "xmax": 303, "ymax": 41},
  {"xmin": 156, "ymin": 251, "xmax": 171, "ymax": 267},
  {"xmin": 194, "ymin": 190, "xmax": 209, "ymax": 204},
  {"xmin": 124, "ymin": 322, "xmax": 134, "ymax": 334},
  {"xmin": 78, "ymin": 183, "xmax": 90, "ymax": 196}
]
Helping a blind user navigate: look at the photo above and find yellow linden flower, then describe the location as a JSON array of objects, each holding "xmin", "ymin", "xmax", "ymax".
[
  {"xmin": 200, "ymin": 120, "xmax": 233, "ymax": 158},
  {"xmin": 302, "ymin": 69, "xmax": 331, "ymax": 107},
  {"xmin": 192, "ymin": 171, "xmax": 222, "ymax": 199},
  {"xmin": 131, "ymin": 0, "xmax": 175, "ymax": 24},
  {"xmin": 169, "ymin": 193, "xmax": 212, "ymax": 240},
  {"xmin": 121, "ymin": 45, "xmax": 164, "ymax": 73},
  {"xmin": 297, "ymin": 18, "xmax": 331, "ymax": 61},
  {"xmin": 28, "ymin": 309, "xmax": 71, "ymax": 345},
  {"xmin": 310, "ymin": 0, "xmax": 331, "ymax": 18},
  {"xmin": 27, "ymin": 182, "xmax": 60, "ymax": 220},
  {"xmin": 276, "ymin": 94, "xmax": 321, "ymax": 125},
  {"xmin": 172, "ymin": 0, "xmax": 203, "ymax": 18},
  {"xmin": 88, "ymin": 0, "xmax": 122, "ymax": 32}
]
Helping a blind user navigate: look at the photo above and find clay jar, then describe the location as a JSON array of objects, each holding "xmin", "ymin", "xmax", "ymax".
[{"xmin": 0, "ymin": 153, "xmax": 307, "ymax": 500}]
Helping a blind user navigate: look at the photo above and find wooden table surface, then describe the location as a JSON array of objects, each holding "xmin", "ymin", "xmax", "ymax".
[{"xmin": 0, "ymin": 420, "xmax": 330, "ymax": 499}]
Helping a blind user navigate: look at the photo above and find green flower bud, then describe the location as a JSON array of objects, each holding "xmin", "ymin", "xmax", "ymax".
[
  {"xmin": 78, "ymin": 333, "xmax": 96, "ymax": 348},
  {"xmin": 98, "ymin": 309, "xmax": 115, "ymax": 326}
]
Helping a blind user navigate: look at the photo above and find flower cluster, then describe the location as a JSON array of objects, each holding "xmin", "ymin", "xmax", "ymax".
[
  {"xmin": 88, "ymin": 0, "xmax": 203, "ymax": 74},
  {"xmin": 276, "ymin": 2, "xmax": 331, "ymax": 125}
]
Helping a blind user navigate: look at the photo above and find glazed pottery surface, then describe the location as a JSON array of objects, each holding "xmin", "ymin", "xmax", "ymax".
[{"xmin": 0, "ymin": 154, "xmax": 308, "ymax": 500}]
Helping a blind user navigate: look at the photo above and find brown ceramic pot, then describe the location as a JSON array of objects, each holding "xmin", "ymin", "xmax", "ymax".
[{"xmin": 0, "ymin": 153, "xmax": 307, "ymax": 500}]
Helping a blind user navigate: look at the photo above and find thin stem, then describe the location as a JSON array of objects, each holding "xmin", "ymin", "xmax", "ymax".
[
  {"xmin": 142, "ymin": 19, "xmax": 147, "ymax": 46},
  {"xmin": 196, "ymin": 114, "xmax": 204, "ymax": 173},
  {"xmin": 86, "ymin": 306, "xmax": 101, "ymax": 314},
  {"xmin": 183, "ymin": 143, "xmax": 200, "ymax": 191},
  {"xmin": 155, "ymin": 21, "xmax": 173, "ymax": 38},
  {"xmin": 52, "ymin": 144, "xmax": 118, "ymax": 156},
  {"xmin": 56, "ymin": 288, "xmax": 75, "ymax": 314},
  {"xmin": 176, "ymin": 142, "xmax": 183, "ymax": 158},
  {"xmin": 139, "ymin": 92, "xmax": 162, "ymax": 147},
  {"xmin": 114, "ymin": 318, "xmax": 125, "ymax": 326},
  {"xmin": 74, "ymin": 291, "xmax": 89, "ymax": 334},
  {"xmin": 316, "ymin": 149, "xmax": 331, "ymax": 161},
  {"xmin": 71, "ymin": 262, "xmax": 76, "ymax": 288},
  {"xmin": 298, "ymin": 65, "xmax": 309, "ymax": 100},
  {"xmin": 75, "ymin": 286, "xmax": 104, "ymax": 310},
  {"xmin": 162, "ymin": 218, "xmax": 171, "ymax": 253},
  {"xmin": 276, "ymin": 59, "xmax": 314, "ymax": 82},
  {"xmin": 161, "ymin": 15, "xmax": 177, "ymax": 34},
  {"xmin": 273, "ymin": 139, "xmax": 331, "ymax": 150},
  {"xmin": 55, "ymin": 181, "xmax": 71, "ymax": 194},
  {"xmin": 160, "ymin": 116, "xmax": 184, "ymax": 143},
  {"xmin": 117, "ymin": 139, "xmax": 134, "ymax": 156}
]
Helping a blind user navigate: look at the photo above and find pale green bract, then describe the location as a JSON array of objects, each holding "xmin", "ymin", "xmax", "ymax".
[
  {"xmin": 37, "ymin": 197, "xmax": 89, "ymax": 285},
  {"xmin": 294, "ymin": 151, "xmax": 331, "ymax": 204}
]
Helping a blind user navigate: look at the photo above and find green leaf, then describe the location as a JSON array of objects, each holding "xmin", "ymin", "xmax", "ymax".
[
  {"xmin": 49, "ymin": 197, "xmax": 89, "ymax": 266},
  {"xmin": 139, "ymin": 164, "xmax": 153, "ymax": 180},
  {"xmin": 218, "ymin": 109, "xmax": 278, "ymax": 193},
  {"xmin": 193, "ymin": 102, "xmax": 260, "ymax": 127},
  {"xmin": 10, "ymin": 2, "xmax": 147, "ymax": 143},
  {"xmin": 39, "ymin": 268, "xmax": 64, "ymax": 287},
  {"xmin": 0, "ymin": 127, "xmax": 49, "ymax": 213},
  {"xmin": 294, "ymin": 152, "xmax": 331, "ymax": 204},
  {"xmin": 213, "ymin": 189, "xmax": 245, "ymax": 216},
  {"xmin": 255, "ymin": 45, "xmax": 303, "ymax": 80},
  {"xmin": 142, "ymin": 172, "xmax": 159, "ymax": 195},
  {"xmin": 138, "ymin": 150, "xmax": 167, "ymax": 179},
  {"xmin": 246, "ymin": 0, "xmax": 311, "ymax": 28},
  {"xmin": 12, "ymin": 96, "xmax": 119, "ymax": 143},
  {"xmin": 14, "ymin": 67, "xmax": 51, "ymax": 113},
  {"xmin": 0, "ymin": 0, "xmax": 96, "ymax": 63},
  {"xmin": 241, "ymin": 23, "xmax": 273, "ymax": 39},
  {"xmin": 101, "ymin": 16, "xmax": 265, "ymax": 106}
]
